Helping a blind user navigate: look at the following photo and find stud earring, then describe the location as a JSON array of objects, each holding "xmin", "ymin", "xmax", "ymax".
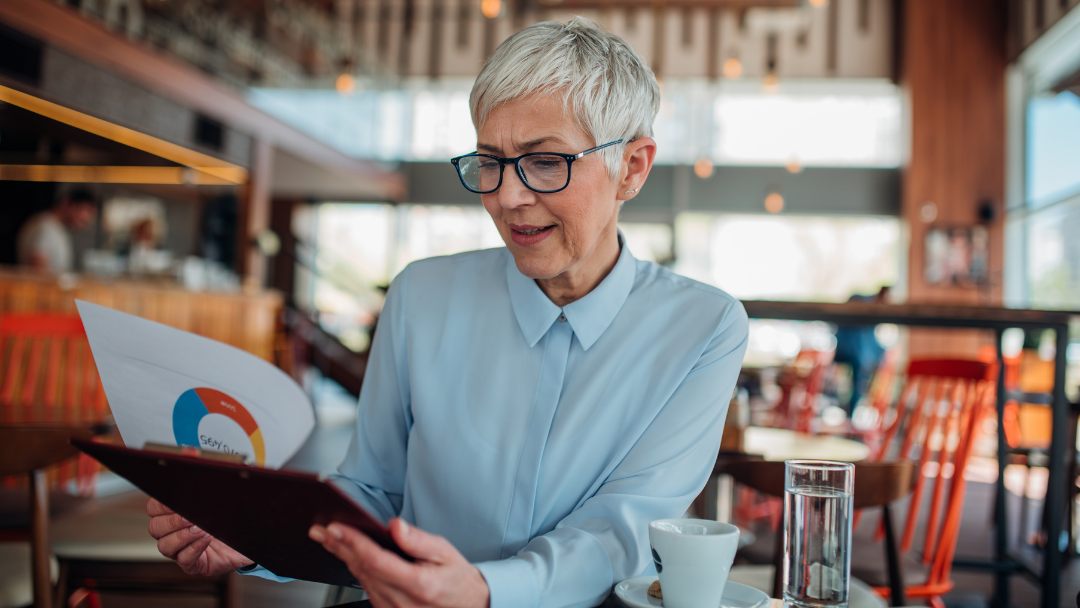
[{"xmin": 624, "ymin": 187, "xmax": 638, "ymax": 195}]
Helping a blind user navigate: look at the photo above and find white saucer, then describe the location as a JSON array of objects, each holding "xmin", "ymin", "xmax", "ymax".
[{"xmin": 613, "ymin": 576, "xmax": 770, "ymax": 608}]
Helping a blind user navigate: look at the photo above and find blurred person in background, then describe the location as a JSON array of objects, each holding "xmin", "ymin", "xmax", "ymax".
[
  {"xmin": 16, "ymin": 187, "xmax": 99, "ymax": 273},
  {"xmin": 833, "ymin": 285, "xmax": 891, "ymax": 414},
  {"xmin": 121, "ymin": 216, "xmax": 167, "ymax": 274}
]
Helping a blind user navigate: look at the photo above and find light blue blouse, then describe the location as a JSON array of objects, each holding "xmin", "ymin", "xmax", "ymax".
[
  {"xmin": 258, "ymin": 240, "xmax": 748, "ymax": 607},
  {"xmin": 335, "ymin": 238, "xmax": 749, "ymax": 607}
]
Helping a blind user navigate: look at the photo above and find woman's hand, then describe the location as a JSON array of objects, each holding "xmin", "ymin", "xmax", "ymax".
[
  {"xmin": 310, "ymin": 518, "xmax": 490, "ymax": 608},
  {"xmin": 146, "ymin": 498, "xmax": 254, "ymax": 577}
]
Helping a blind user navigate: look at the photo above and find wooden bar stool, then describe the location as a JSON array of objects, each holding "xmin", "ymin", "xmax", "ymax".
[{"xmin": 0, "ymin": 424, "xmax": 96, "ymax": 608}]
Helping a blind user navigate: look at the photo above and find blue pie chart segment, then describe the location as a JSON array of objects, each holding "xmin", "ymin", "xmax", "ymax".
[{"xmin": 173, "ymin": 389, "xmax": 209, "ymax": 447}]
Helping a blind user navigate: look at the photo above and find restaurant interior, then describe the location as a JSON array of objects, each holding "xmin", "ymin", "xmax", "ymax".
[{"xmin": 0, "ymin": 0, "xmax": 1078, "ymax": 607}]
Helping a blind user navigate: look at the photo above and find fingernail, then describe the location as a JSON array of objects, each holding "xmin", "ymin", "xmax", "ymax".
[
  {"xmin": 190, "ymin": 525, "xmax": 202, "ymax": 535},
  {"xmin": 327, "ymin": 525, "xmax": 344, "ymax": 540},
  {"xmin": 309, "ymin": 526, "xmax": 326, "ymax": 543},
  {"xmin": 398, "ymin": 519, "xmax": 410, "ymax": 538}
]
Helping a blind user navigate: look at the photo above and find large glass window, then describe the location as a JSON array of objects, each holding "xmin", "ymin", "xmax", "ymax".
[
  {"xmin": 709, "ymin": 84, "xmax": 902, "ymax": 167},
  {"xmin": 1025, "ymin": 195, "xmax": 1080, "ymax": 309},
  {"xmin": 1005, "ymin": 12, "xmax": 1080, "ymax": 398},
  {"xmin": 292, "ymin": 203, "xmax": 394, "ymax": 352},
  {"xmin": 391, "ymin": 205, "xmax": 503, "ymax": 275},
  {"xmin": 1026, "ymin": 91, "xmax": 1080, "ymax": 209},
  {"xmin": 674, "ymin": 213, "xmax": 901, "ymax": 301},
  {"xmin": 251, "ymin": 79, "xmax": 903, "ymax": 168}
]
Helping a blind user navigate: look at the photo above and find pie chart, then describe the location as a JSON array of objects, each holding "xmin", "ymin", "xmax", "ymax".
[{"xmin": 172, "ymin": 387, "xmax": 265, "ymax": 465}]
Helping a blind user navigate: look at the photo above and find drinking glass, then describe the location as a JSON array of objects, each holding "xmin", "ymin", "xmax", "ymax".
[{"xmin": 783, "ymin": 460, "xmax": 854, "ymax": 608}]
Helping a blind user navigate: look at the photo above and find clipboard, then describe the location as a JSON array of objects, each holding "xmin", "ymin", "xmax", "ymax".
[{"xmin": 72, "ymin": 438, "xmax": 408, "ymax": 587}]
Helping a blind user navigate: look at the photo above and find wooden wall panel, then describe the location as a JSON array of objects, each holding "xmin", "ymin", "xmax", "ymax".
[{"xmin": 902, "ymin": 0, "xmax": 1007, "ymax": 356}]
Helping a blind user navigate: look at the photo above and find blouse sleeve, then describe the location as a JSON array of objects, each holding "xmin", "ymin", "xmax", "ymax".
[
  {"xmin": 238, "ymin": 269, "xmax": 415, "ymax": 583},
  {"xmin": 328, "ymin": 267, "xmax": 414, "ymax": 522}
]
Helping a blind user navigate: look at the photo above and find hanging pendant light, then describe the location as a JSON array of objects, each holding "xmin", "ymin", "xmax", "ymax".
[
  {"xmin": 481, "ymin": 0, "xmax": 502, "ymax": 19},
  {"xmin": 722, "ymin": 53, "xmax": 743, "ymax": 79},
  {"xmin": 762, "ymin": 66, "xmax": 779, "ymax": 94},
  {"xmin": 335, "ymin": 57, "xmax": 357, "ymax": 95},
  {"xmin": 693, "ymin": 157, "xmax": 715, "ymax": 179},
  {"xmin": 764, "ymin": 191, "xmax": 785, "ymax": 214}
]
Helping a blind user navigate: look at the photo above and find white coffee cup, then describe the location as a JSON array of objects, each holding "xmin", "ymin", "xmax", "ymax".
[{"xmin": 648, "ymin": 518, "xmax": 740, "ymax": 608}]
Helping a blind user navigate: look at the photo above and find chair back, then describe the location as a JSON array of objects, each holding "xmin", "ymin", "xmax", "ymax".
[
  {"xmin": 1001, "ymin": 349, "xmax": 1054, "ymax": 450},
  {"xmin": 774, "ymin": 349, "xmax": 834, "ymax": 432},
  {"xmin": 717, "ymin": 459, "xmax": 915, "ymax": 509},
  {"xmin": 0, "ymin": 313, "xmax": 109, "ymax": 494},
  {"xmin": 872, "ymin": 357, "xmax": 995, "ymax": 594}
]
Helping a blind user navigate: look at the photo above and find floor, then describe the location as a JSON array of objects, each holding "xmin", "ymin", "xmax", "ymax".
[
  {"xmin": 944, "ymin": 476, "xmax": 1079, "ymax": 608},
  {"xmin": 50, "ymin": 374, "xmax": 1080, "ymax": 607}
]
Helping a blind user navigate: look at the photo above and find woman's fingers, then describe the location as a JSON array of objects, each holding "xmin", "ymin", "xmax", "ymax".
[
  {"xmin": 145, "ymin": 497, "xmax": 173, "ymax": 517},
  {"xmin": 155, "ymin": 524, "xmax": 208, "ymax": 560},
  {"xmin": 174, "ymin": 532, "xmax": 215, "ymax": 573},
  {"xmin": 311, "ymin": 521, "xmax": 489, "ymax": 607},
  {"xmin": 147, "ymin": 511, "xmax": 193, "ymax": 539},
  {"xmin": 313, "ymin": 523, "xmax": 418, "ymax": 587},
  {"xmin": 389, "ymin": 518, "xmax": 454, "ymax": 564}
]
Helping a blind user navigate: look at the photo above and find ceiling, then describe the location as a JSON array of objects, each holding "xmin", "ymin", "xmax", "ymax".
[{"xmin": 68, "ymin": 0, "xmax": 895, "ymax": 86}]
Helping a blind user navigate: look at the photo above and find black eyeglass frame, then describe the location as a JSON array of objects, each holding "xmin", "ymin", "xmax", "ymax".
[{"xmin": 449, "ymin": 138, "xmax": 624, "ymax": 194}]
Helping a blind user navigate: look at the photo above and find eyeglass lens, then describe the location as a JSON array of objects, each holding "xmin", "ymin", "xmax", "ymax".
[{"xmin": 457, "ymin": 154, "xmax": 570, "ymax": 193}]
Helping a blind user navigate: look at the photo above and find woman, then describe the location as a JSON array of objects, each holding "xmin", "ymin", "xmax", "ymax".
[{"xmin": 148, "ymin": 17, "xmax": 748, "ymax": 607}]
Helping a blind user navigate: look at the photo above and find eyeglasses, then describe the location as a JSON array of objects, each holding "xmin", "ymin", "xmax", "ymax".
[{"xmin": 450, "ymin": 139, "xmax": 623, "ymax": 194}]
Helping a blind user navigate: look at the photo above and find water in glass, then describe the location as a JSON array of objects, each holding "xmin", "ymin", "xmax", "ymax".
[{"xmin": 783, "ymin": 483, "xmax": 853, "ymax": 607}]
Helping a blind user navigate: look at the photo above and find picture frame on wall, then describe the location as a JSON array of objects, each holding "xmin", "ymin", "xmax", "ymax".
[{"xmin": 923, "ymin": 225, "xmax": 990, "ymax": 287}]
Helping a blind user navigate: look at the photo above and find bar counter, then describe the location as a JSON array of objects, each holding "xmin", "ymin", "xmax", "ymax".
[{"xmin": 0, "ymin": 268, "xmax": 282, "ymax": 362}]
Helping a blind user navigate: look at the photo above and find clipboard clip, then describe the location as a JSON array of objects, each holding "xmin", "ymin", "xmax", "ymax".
[{"xmin": 143, "ymin": 442, "xmax": 248, "ymax": 464}]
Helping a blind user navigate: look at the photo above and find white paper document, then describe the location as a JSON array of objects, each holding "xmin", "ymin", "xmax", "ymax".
[{"xmin": 77, "ymin": 300, "xmax": 314, "ymax": 468}]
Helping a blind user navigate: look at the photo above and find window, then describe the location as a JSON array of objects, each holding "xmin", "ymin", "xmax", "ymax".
[
  {"xmin": 292, "ymin": 203, "xmax": 394, "ymax": 352},
  {"xmin": 251, "ymin": 79, "xmax": 903, "ymax": 169},
  {"xmin": 1005, "ymin": 10, "xmax": 1080, "ymax": 398},
  {"xmin": 1026, "ymin": 91, "xmax": 1080, "ymax": 209},
  {"xmin": 708, "ymin": 83, "xmax": 902, "ymax": 167},
  {"xmin": 1025, "ymin": 197, "xmax": 1080, "ymax": 309},
  {"xmin": 391, "ymin": 205, "xmax": 503, "ymax": 274},
  {"xmin": 674, "ymin": 213, "xmax": 900, "ymax": 301}
]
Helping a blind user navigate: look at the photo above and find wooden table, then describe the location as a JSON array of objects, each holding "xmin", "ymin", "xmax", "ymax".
[
  {"xmin": 703, "ymin": 427, "xmax": 870, "ymax": 523},
  {"xmin": 743, "ymin": 427, "xmax": 870, "ymax": 463}
]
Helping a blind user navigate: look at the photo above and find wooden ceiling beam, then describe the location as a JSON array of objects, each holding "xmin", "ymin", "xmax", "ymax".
[{"xmin": 534, "ymin": 0, "xmax": 801, "ymax": 9}]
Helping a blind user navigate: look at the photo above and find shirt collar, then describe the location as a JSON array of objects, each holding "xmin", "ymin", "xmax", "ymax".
[{"xmin": 506, "ymin": 233, "xmax": 637, "ymax": 351}]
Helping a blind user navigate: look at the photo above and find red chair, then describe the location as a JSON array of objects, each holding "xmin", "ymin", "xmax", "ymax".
[
  {"xmin": 0, "ymin": 313, "xmax": 235, "ymax": 607},
  {"xmin": 0, "ymin": 313, "xmax": 110, "ymax": 493},
  {"xmin": 859, "ymin": 358, "xmax": 996, "ymax": 608}
]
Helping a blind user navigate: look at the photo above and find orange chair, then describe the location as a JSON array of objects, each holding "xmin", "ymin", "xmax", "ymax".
[
  {"xmin": 816, "ymin": 349, "xmax": 899, "ymax": 443},
  {"xmin": 998, "ymin": 350, "xmax": 1073, "ymax": 552},
  {"xmin": 859, "ymin": 358, "xmax": 996, "ymax": 608},
  {"xmin": 738, "ymin": 349, "xmax": 835, "ymax": 529},
  {"xmin": 773, "ymin": 349, "xmax": 834, "ymax": 433},
  {"xmin": 0, "ymin": 313, "xmax": 110, "ymax": 493}
]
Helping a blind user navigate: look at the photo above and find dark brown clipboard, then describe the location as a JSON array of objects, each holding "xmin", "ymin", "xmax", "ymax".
[{"xmin": 72, "ymin": 438, "xmax": 408, "ymax": 587}]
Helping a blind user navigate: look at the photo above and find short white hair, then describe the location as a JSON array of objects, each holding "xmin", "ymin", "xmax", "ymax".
[{"xmin": 469, "ymin": 17, "xmax": 660, "ymax": 178}]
